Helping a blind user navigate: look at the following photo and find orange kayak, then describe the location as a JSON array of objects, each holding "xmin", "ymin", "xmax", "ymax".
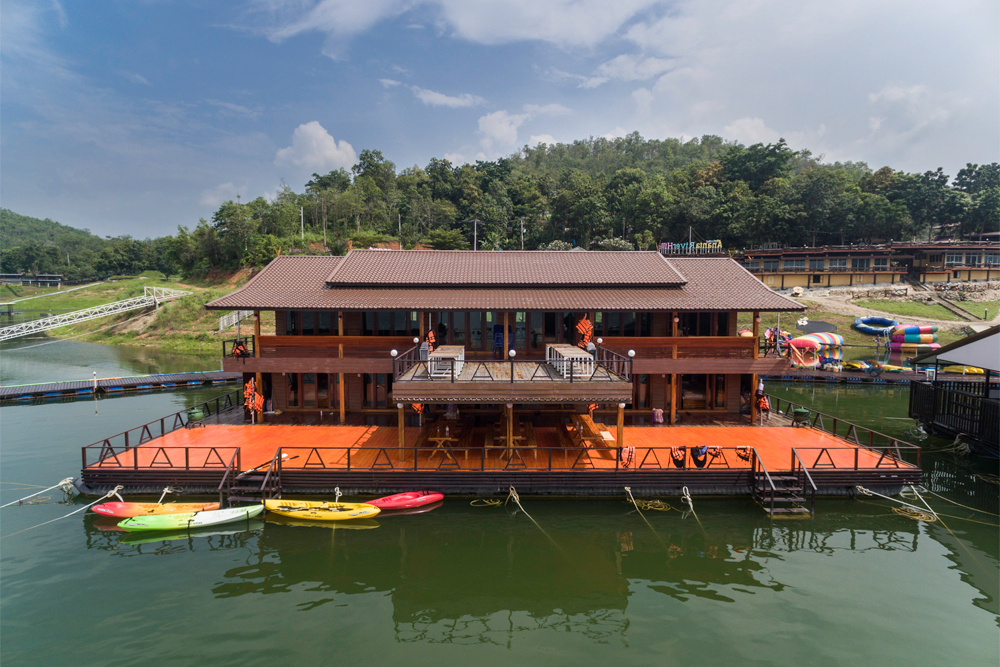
[{"xmin": 92, "ymin": 502, "xmax": 220, "ymax": 518}]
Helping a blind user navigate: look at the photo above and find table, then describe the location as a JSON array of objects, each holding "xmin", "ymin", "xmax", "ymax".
[
  {"xmin": 428, "ymin": 345, "xmax": 465, "ymax": 379},
  {"xmin": 428, "ymin": 428, "xmax": 461, "ymax": 464},
  {"xmin": 545, "ymin": 344, "xmax": 594, "ymax": 379}
]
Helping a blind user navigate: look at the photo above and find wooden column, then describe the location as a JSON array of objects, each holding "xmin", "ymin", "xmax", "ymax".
[
  {"xmin": 751, "ymin": 373, "xmax": 759, "ymax": 424},
  {"xmin": 670, "ymin": 312, "xmax": 678, "ymax": 425},
  {"xmin": 397, "ymin": 402, "xmax": 406, "ymax": 462},
  {"xmin": 253, "ymin": 311, "xmax": 262, "ymax": 420},
  {"xmin": 338, "ymin": 312, "xmax": 346, "ymax": 424},
  {"xmin": 616, "ymin": 403, "xmax": 624, "ymax": 447},
  {"xmin": 503, "ymin": 312, "xmax": 509, "ymax": 359},
  {"xmin": 752, "ymin": 311, "xmax": 760, "ymax": 360},
  {"xmin": 419, "ymin": 311, "xmax": 425, "ymax": 339},
  {"xmin": 507, "ymin": 403, "xmax": 513, "ymax": 450}
]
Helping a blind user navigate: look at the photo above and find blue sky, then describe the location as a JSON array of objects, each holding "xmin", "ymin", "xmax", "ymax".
[{"xmin": 2, "ymin": 0, "xmax": 998, "ymax": 237}]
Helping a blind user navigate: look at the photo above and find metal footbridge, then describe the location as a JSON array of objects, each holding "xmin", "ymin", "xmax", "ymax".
[{"xmin": 0, "ymin": 286, "xmax": 190, "ymax": 341}]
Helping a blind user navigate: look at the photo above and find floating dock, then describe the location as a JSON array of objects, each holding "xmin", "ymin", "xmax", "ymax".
[{"xmin": 0, "ymin": 371, "xmax": 240, "ymax": 401}]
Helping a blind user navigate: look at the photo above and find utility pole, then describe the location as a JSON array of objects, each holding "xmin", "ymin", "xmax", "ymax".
[
  {"xmin": 474, "ymin": 219, "xmax": 478, "ymax": 251},
  {"xmin": 520, "ymin": 217, "xmax": 524, "ymax": 250},
  {"xmin": 300, "ymin": 207, "xmax": 304, "ymax": 241},
  {"xmin": 398, "ymin": 212, "xmax": 401, "ymax": 243}
]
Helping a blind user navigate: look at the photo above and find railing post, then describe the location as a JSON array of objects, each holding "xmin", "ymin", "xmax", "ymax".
[
  {"xmin": 161, "ymin": 418, "xmax": 165, "ymax": 437},
  {"xmin": 570, "ymin": 359, "xmax": 574, "ymax": 383},
  {"xmin": 186, "ymin": 448, "xmax": 190, "ymax": 470}
]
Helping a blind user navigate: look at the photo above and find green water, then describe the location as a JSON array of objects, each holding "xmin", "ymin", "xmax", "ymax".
[{"xmin": 1, "ymin": 353, "xmax": 998, "ymax": 666}]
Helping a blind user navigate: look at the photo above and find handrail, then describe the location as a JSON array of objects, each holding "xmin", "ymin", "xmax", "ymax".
[
  {"xmin": 752, "ymin": 447, "xmax": 778, "ymax": 516},
  {"xmin": 394, "ymin": 356, "xmax": 631, "ymax": 383},
  {"xmin": 766, "ymin": 393, "xmax": 921, "ymax": 467},
  {"xmin": 791, "ymin": 448, "xmax": 818, "ymax": 493},
  {"xmin": 216, "ymin": 449, "xmax": 241, "ymax": 502}
]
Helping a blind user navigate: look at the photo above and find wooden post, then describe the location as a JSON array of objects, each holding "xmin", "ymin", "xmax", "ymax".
[
  {"xmin": 670, "ymin": 374, "xmax": 678, "ymax": 424},
  {"xmin": 338, "ymin": 311, "xmax": 346, "ymax": 424},
  {"xmin": 752, "ymin": 310, "xmax": 760, "ymax": 360},
  {"xmin": 503, "ymin": 312, "xmax": 509, "ymax": 359},
  {"xmin": 419, "ymin": 311, "xmax": 424, "ymax": 339},
  {"xmin": 617, "ymin": 402, "xmax": 624, "ymax": 447},
  {"xmin": 751, "ymin": 372, "xmax": 758, "ymax": 425},
  {"xmin": 253, "ymin": 310, "xmax": 262, "ymax": 420},
  {"xmin": 397, "ymin": 402, "xmax": 406, "ymax": 462},
  {"xmin": 507, "ymin": 403, "xmax": 513, "ymax": 451}
]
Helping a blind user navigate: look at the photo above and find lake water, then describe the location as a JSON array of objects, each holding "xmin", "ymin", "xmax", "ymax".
[{"xmin": 1, "ymin": 347, "xmax": 997, "ymax": 666}]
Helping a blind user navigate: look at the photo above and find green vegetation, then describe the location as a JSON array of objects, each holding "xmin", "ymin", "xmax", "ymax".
[
  {"xmin": 3, "ymin": 138, "xmax": 998, "ymax": 281},
  {"xmin": 855, "ymin": 300, "xmax": 964, "ymax": 321},
  {"xmin": 951, "ymin": 300, "xmax": 1000, "ymax": 321}
]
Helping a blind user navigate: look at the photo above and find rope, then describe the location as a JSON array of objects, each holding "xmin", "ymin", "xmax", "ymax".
[
  {"xmin": 856, "ymin": 485, "xmax": 939, "ymax": 520},
  {"xmin": 1, "ymin": 486, "xmax": 123, "ymax": 539},
  {"xmin": 1, "ymin": 477, "xmax": 75, "ymax": 508},
  {"xmin": 470, "ymin": 498, "xmax": 503, "ymax": 507},
  {"xmin": 155, "ymin": 486, "xmax": 184, "ymax": 504},
  {"xmin": 893, "ymin": 507, "xmax": 937, "ymax": 522},
  {"xmin": 918, "ymin": 487, "xmax": 1000, "ymax": 517},
  {"xmin": 505, "ymin": 486, "xmax": 560, "ymax": 550}
]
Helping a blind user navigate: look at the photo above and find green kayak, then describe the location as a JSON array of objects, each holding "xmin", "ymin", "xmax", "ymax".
[{"xmin": 118, "ymin": 504, "xmax": 264, "ymax": 531}]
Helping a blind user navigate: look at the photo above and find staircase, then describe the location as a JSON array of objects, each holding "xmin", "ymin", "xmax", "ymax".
[
  {"xmin": 219, "ymin": 451, "xmax": 281, "ymax": 506},
  {"xmin": 750, "ymin": 451, "xmax": 813, "ymax": 517}
]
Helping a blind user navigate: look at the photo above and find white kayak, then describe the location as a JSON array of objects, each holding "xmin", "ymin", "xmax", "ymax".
[{"xmin": 118, "ymin": 504, "xmax": 264, "ymax": 531}]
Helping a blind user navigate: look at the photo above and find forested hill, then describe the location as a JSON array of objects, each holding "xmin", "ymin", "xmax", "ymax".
[{"xmin": 2, "ymin": 133, "xmax": 998, "ymax": 280}]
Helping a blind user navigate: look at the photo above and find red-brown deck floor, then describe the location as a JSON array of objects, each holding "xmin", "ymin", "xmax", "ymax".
[{"xmin": 87, "ymin": 424, "xmax": 914, "ymax": 472}]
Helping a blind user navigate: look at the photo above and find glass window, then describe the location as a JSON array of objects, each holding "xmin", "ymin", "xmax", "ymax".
[
  {"xmin": 317, "ymin": 373, "xmax": 329, "ymax": 407},
  {"xmin": 715, "ymin": 375, "xmax": 726, "ymax": 408},
  {"xmin": 928, "ymin": 254, "xmax": 943, "ymax": 263},
  {"xmin": 680, "ymin": 312, "xmax": 696, "ymax": 337},
  {"xmin": 985, "ymin": 252, "xmax": 1000, "ymax": 266},
  {"xmin": 762, "ymin": 260, "xmax": 779, "ymax": 271},
  {"xmin": 453, "ymin": 312, "xmax": 466, "ymax": 346},
  {"xmin": 622, "ymin": 312, "xmax": 636, "ymax": 336},
  {"xmin": 717, "ymin": 312, "xmax": 729, "ymax": 336},
  {"xmin": 605, "ymin": 312, "xmax": 621, "ymax": 336},
  {"xmin": 636, "ymin": 375, "xmax": 650, "ymax": 408},
  {"xmin": 287, "ymin": 373, "xmax": 298, "ymax": 407},
  {"xmin": 784, "ymin": 259, "xmax": 805, "ymax": 269},
  {"xmin": 410, "ymin": 311, "xmax": 420, "ymax": 336},
  {"xmin": 515, "ymin": 312, "xmax": 527, "ymax": 349},
  {"xmin": 378, "ymin": 311, "xmax": 391, "ymax": 336},
  {"xmin": 318, "ymin": 312, "xmax": 331, "ymax": 335},
  {"xmin": 530, "ymin": 312, "xmax": 543, "ymax": 349},
  {"xmin": 285, "ymin": 311, "xmax": 298, "ymax": 335},
  {"xmin": 435, "ymin": 311, "xmax": 449, "ymax": 343},
  {"xmin": 851, "ymin": 258, "xmax": 870, "ymax": 269},
  {"xmin": 744, "ymin": 261, "xmax": 760, "ymax": 270},
  {"xmin": 394, "ymin": 311, "xmax": 408, "ymax": 336},
  {"xmin": 640, "ymin": 313, "xmax": 652, "ymax": 337},
  {"xmin": 544, "ymin": 312, "xmax": 557, "ymax": 341},
  {"xmin": 301, "ymin": 311, "xmax": 314, "ymax": 335},
  {"xmin": 873, "ymin": 258, "xmax": 889, "ymax": 270},
  {"xmin": 966, "ymin": 253, "xmax": 981, "ymax": 266},
  {"xmin": 469, "ymin": 312, "xmax": 481, "ymax": 349},
  {"xmin": 699, "ymin": 312, "xmax": 712, "ymax": 336},
  {"xmin": 302, "ymin": 372, "xmax": 317, "ymax": 408},
  {"xmin": 829, "ymin": 259, "xmax": 847, "ymax": 269},
  {"xmin": 946, "ymin": 253, "xmax": 963, "ymax": 266},
  {"xmin": 562, "ymin": 312, "xmax": 577, "ymax": 344},
  {"xmin": 808, "ymin": 259, "xmax": 825, "ymax": 270},
  {"xmin": 361, "ymin": 312, "xmax": 373, "ymax": 336}
]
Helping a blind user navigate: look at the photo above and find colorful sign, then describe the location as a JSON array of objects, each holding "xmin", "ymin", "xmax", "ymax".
[{"xmin": 659, "ymin": 240, "xmax": 723, "ymax": 254}]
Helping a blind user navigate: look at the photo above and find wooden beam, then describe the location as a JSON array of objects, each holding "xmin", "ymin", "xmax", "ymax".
[
  {"xmin": 504, "ymin": 311, "xmax": 509, "ymax": 359},
  {"xmin": 751, "ymin": 372, "xmax": 758, "ymax": 425},
  {"xmin": 752, "ymin": 311, "xmax": 759, "ymax": 360},
  {"xmin": 670, "ymin": 374, "xmax": 677, "ymax": 424},
  {"xmin": 338, "ymin": 312, "xmax": 345, "ymax": 424},
  {"xmin": 254, "ymin": 310, "xmax": 262, "ymax": 420},
  {"xmin": 397, "ymin": 402, "xmax": 406, "ymax": 461},
  {"xmin": 616, "ymin": 402, "xmax": 624, "ymax": 447},
  {"xmin": 507, "ymin": 403, "xmax": 514, "ymax": 451}
]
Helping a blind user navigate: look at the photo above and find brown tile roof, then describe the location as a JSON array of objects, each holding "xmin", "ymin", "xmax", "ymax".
[
  {"xmin": 206, "ymin": 254, "xmax": 803, "ymax": 312},
  {"xmin": 325, "ymin": 249, "xmax": 686, "ymax": 286}
]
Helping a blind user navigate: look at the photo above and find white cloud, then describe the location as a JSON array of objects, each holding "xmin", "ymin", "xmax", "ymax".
[
  {"xmin": 443, "ymin": 152, "xmax": 467, "ymax": 165},
  {"xmin": 410, "ymin": 86, "xmax": 484, "ymax": 108},
  {"xmin": 528, "ymin": 134, "xmax": 556, "ymax": 147},
  {"xmin": 601, "ymin": 127, "xmax": 629, "ymax": 140},
  {"xmin": 632, "ymin": 88, "xmax": 653, "ymax": 116},
  {"xmin": 118, "ymin": 71, "xmax": 151, "ymax": 86},
  {"xmin": 199, "ymin": 182, "xmax": 246, "ymax": 208},
  {"xmin": 547, "ymin": 68, "xmax": 607, "ymax": 89},
  {"xmin": 478, "ymin": 110, "xmax": 529, "ymax": 150},
  {"xmin": 207, "ymin": 99, "xmax": 261, "ymax": 119},
  {"xmin": 595, "ymin": 54, "xmax": 676, "ymax": 82},
  {"xmin": 274, "ymin": 121, "xmax": 356, "ymax": 175},
  {"xmin": 523, "ymin": 103, "xmax": 571, "ymax": 116},
  {"xmin": 380, "ymin": 78, "xmax": 401, "ymax": 88}
]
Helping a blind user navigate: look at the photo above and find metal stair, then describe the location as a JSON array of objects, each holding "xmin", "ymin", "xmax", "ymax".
[
  {"xmin": 750, "ymin": 449, "xmax": 814, "ymax": 517},
  {"xmin": 219, "ymin": 451, "xmax": 281, "ymax": 506}
]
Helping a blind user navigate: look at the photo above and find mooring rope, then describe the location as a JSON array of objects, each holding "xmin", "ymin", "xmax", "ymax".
[
  {"xmin": 0, "ymin": 478, "xmax": 75, "ymax": 508},
  {"xmin": 1, "ymin": 485, "xmax": 124, "ymax": 539},
  {"xmin": 155, "ymin": 486, "xmax": 184, "ymax": 504},
  {"xmin": 470, "ymin": 498, "xmax": 503, "ymax": 507},
  {"xmin": 912, "ymin": 486, "xmax": 1000, "ymax": 518},
  {"xmin": 504, "ymin": 486, "xmax": 560, "ymax": 550},
  {"xmin": 680, "ymin": 486, "xmax": 706, "ymax": 532},
  {"xmin": 856, "ymin": 485, "xmax": 939, "ymax": 520}
]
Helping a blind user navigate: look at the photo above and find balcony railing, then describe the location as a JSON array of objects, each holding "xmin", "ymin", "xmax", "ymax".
[
  {"xmin": 748, "ymin": 265, "xmax": 902, "ymax": 274},
  {"xmin": 392, "ymin": 345, "xmax": 632, "ymax": 383}
]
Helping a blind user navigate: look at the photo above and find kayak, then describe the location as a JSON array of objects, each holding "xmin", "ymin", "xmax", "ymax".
[
  {"xmin": 368, "ymin": 491, "xmax": 443, "ymax": 510},
  {"xmin": 265, "ymin": 515, "xmax": 381, "ymax": 530},
  {"xmin": 118, "ymin": 505, "xmax": 264, "ymax": 531},
  {"xmin": 263, "ymin": 499, "xmax": 380, "ymax": 521},
  {"xmin": 93, "ymin": 501, "xmax": 220, "ymax": 518},
  {"xmin": 120, "ymin": 520, "xmax": 264, "ymax": 544}
]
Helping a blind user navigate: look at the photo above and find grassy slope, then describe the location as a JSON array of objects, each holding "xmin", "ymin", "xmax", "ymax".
[
  {"xmin": 951, "ymin": 299, "xmax": 1000, "ymax": 321},
  {"xmin": 854, "ymin": 299, "xmax": 964, "ymax": 322},
  {"xmin": 44, "ymin": 272, "xmax": 275, "ymax": 355},
  {"xmin": 737, "ymin": 302, "xmax": 969, "ymax": 347}
]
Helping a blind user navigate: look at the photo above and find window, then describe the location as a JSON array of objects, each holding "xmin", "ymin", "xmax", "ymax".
[
  {"xmin": 544, "ymin": 312, "xmax": 557, "ymax": 342},
  {"xmin": 851, "ymin": 258, "xmax": 870, "ymax": 270},
  {"xmin": 946, "ymin": 253, "xmax": 963, "ymax": 266},
  {"xmin": 394, "ymin": 311, "xmax": 408, "ymax": 336},
  {"xmin": 873, "ymin": 258, "xmax": 889, "ymax": 270},
  {"xmin": 783, "ymin": 259, "xmax": 805, "ymax": 269},
  {"xmin": 410, "ymin": 311, "xmax": 419, "ymax": 336},
  {"xmin": 515, "ymin": 312, "xmax": 527, "ymax": 349},
  {"xmin": 604, "ymin": 312, "xmax": 620, "ymax": 336},
  {"xmin": 622, "ymin": 312, "xmax": 636, "ymax": 336},
  {"xmin": 317, "ymin": 374, "xmax": 329, "ymax": 407},
  {"xmin": 927, "ymin": 254, "xmax": 943, "ymax": 264},
  {"xmin": 715, "ymin": 375, "xmax": 726, "ymax": 408},
  {"xmin": 808, "ymin": 259, "xmax": 825, "ymax": 270},
  {"xmin": 318, "ymin": 312, "xmax": 332, "ymax": 335},
  {"xmin": 362, "ymin": 312, "xmax": 373, "ymax": 336},
  {"xmin": 434, "ymin": 311, "xmax": 449, "ymax": 343},
  {"xmin": 363, "ymin": 373, "xmax": 389, "ymax": 408},
  {"xmin": 562, "ymin": 312, "xmax": 577, "ymax": 344},
  {"xmin": 985, "ymin": 252, "xmax": 1000, "ymax": 266},
  {"xmin": 530, "ymin": 312, "xmax": 543, "ymax": 349},
  {"xmin": 635, "ymin": 375, "xmax": 650, "ymax": 408},
  {"xmin": 378, "ymin": 312, "xmax": 392, "ymax": 336},
  {"xmin": 302, "ymin": 373, "xmax": 317, "ymax": 407},
  {"xmin": 285, "ymin": 311, "xmax": 298, "ymax": 335},
  {"xmin": 470, "ymin": 312, "xmax": 482, "ymax": 349},
  {"xmin": 453, "ymin": 312, "xmax": 466, "ymax": 346},
  {"xmin": 716, "ymin": 312, "xmax": 729, "ymax": 336},
  {"xmin": 812, "ymin": 274, "xmax": 823, "ymax": 283},
  {"xmin": 287, "ymin": 373, "xmax": 298, "ymax": 407},
  {"xmin": 640, "ymin": 313, "xmax": 653, "ymax": 337},
  {"xmin": 744, "ymin": 261, "xmax": 760, "ymax": 270},
  {"xmin": 966, "ymin": 253, "xmax": 981, "ymax": 266},
  {"xmin": 762, "ymin": 260, "xmax": 779, "ymax": 271},
  {"xmin": 301, "ymin": 311, "xmax": 314, "ymax": 335},
  {"xmin": 829, "ymin": 259, "xmax": 847, "ymax": 269}
]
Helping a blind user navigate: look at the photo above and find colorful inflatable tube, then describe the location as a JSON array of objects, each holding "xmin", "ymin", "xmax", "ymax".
[
  {"xmin": 891, "ymin": 333, "xmax": 938, "ymax": 344},
  {"xmin": 893, "ymin": 325, "xmax": 938, "ymax": 335},
  {"xmin": 788, "ymin": 333, "xmax": 845, "ymax": 349},
  {"xmin": 853, "ymin": 316, "xmax": 898, "ymax": 336},
  {"xmin": 889, "ymin": 342, "xmax": 941, "ymax": 353}
]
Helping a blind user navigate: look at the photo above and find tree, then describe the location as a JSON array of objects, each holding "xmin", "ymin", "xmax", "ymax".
[
  {"xmin": 720, "ymin": 139, "xmax": 796, "ymax": 190},
  {"xmin": 424, "ymin": 228, "xmax": 470, "ymax": 250},
  {"xmin": 306, "ymin": 168, "xmax": 351, "ymax": 193}
]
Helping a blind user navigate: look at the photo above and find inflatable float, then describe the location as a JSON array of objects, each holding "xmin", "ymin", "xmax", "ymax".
[
  {"xmin": 789, "ymin": 333, "xmax": 844, "ymax": 368},
  {"xmin": 368, "ymin": 491, "xmax": 443, "ymax": 510},
  {"xmin": 788, "ymin": 333, "xmax": 845, "ymax": 349},
  {"xmin": 853, "ymin": 316, "xmax": 898, "ymax": 336},
  {"xmin": 893, "ymin": 324, "xmax": 938, "ymax": 335},
  {"xmin": 891, "ymin": 333, "xmax": 938, "ymax": 344},
  {"xmin": 889, "ymin": 342, "xmax": 940, "ymax": 353}
]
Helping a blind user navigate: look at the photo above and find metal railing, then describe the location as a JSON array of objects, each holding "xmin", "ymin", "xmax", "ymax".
[
  {"xmin": 791, "ymin": 448, "xmax": 818, "ymax": 514},
  {"xmin": 766, "ymin": 393, "xmax": 922, "ymax": 467},
  {"xmin": 81, "ymin": 388, "xmax": 244, "ymax": 469},
  {"xmin": 218, "ymin": 310, "xmax": 253, "ymax": 332},
  {"xmin": 393, "ymin": 346, "xmax": 632, "ymax": 383},
  {"xmin": 222, "ymin": 337, "xmax": 255, "ymax": 359}
]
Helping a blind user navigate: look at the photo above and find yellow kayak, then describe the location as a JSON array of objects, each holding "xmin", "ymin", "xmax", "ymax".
[
  {"xmin": 942, "ymin": 365, "xmax": 984, "ymax": 374},
  {"xmin": 263, "ymin": 499, "xmax": 380, "ymax": 521}
]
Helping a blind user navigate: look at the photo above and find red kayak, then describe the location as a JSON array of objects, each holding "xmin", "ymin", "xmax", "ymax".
[{"xmin": 368, "ymin": 491, "xmax": 443, "ymax": 510}]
